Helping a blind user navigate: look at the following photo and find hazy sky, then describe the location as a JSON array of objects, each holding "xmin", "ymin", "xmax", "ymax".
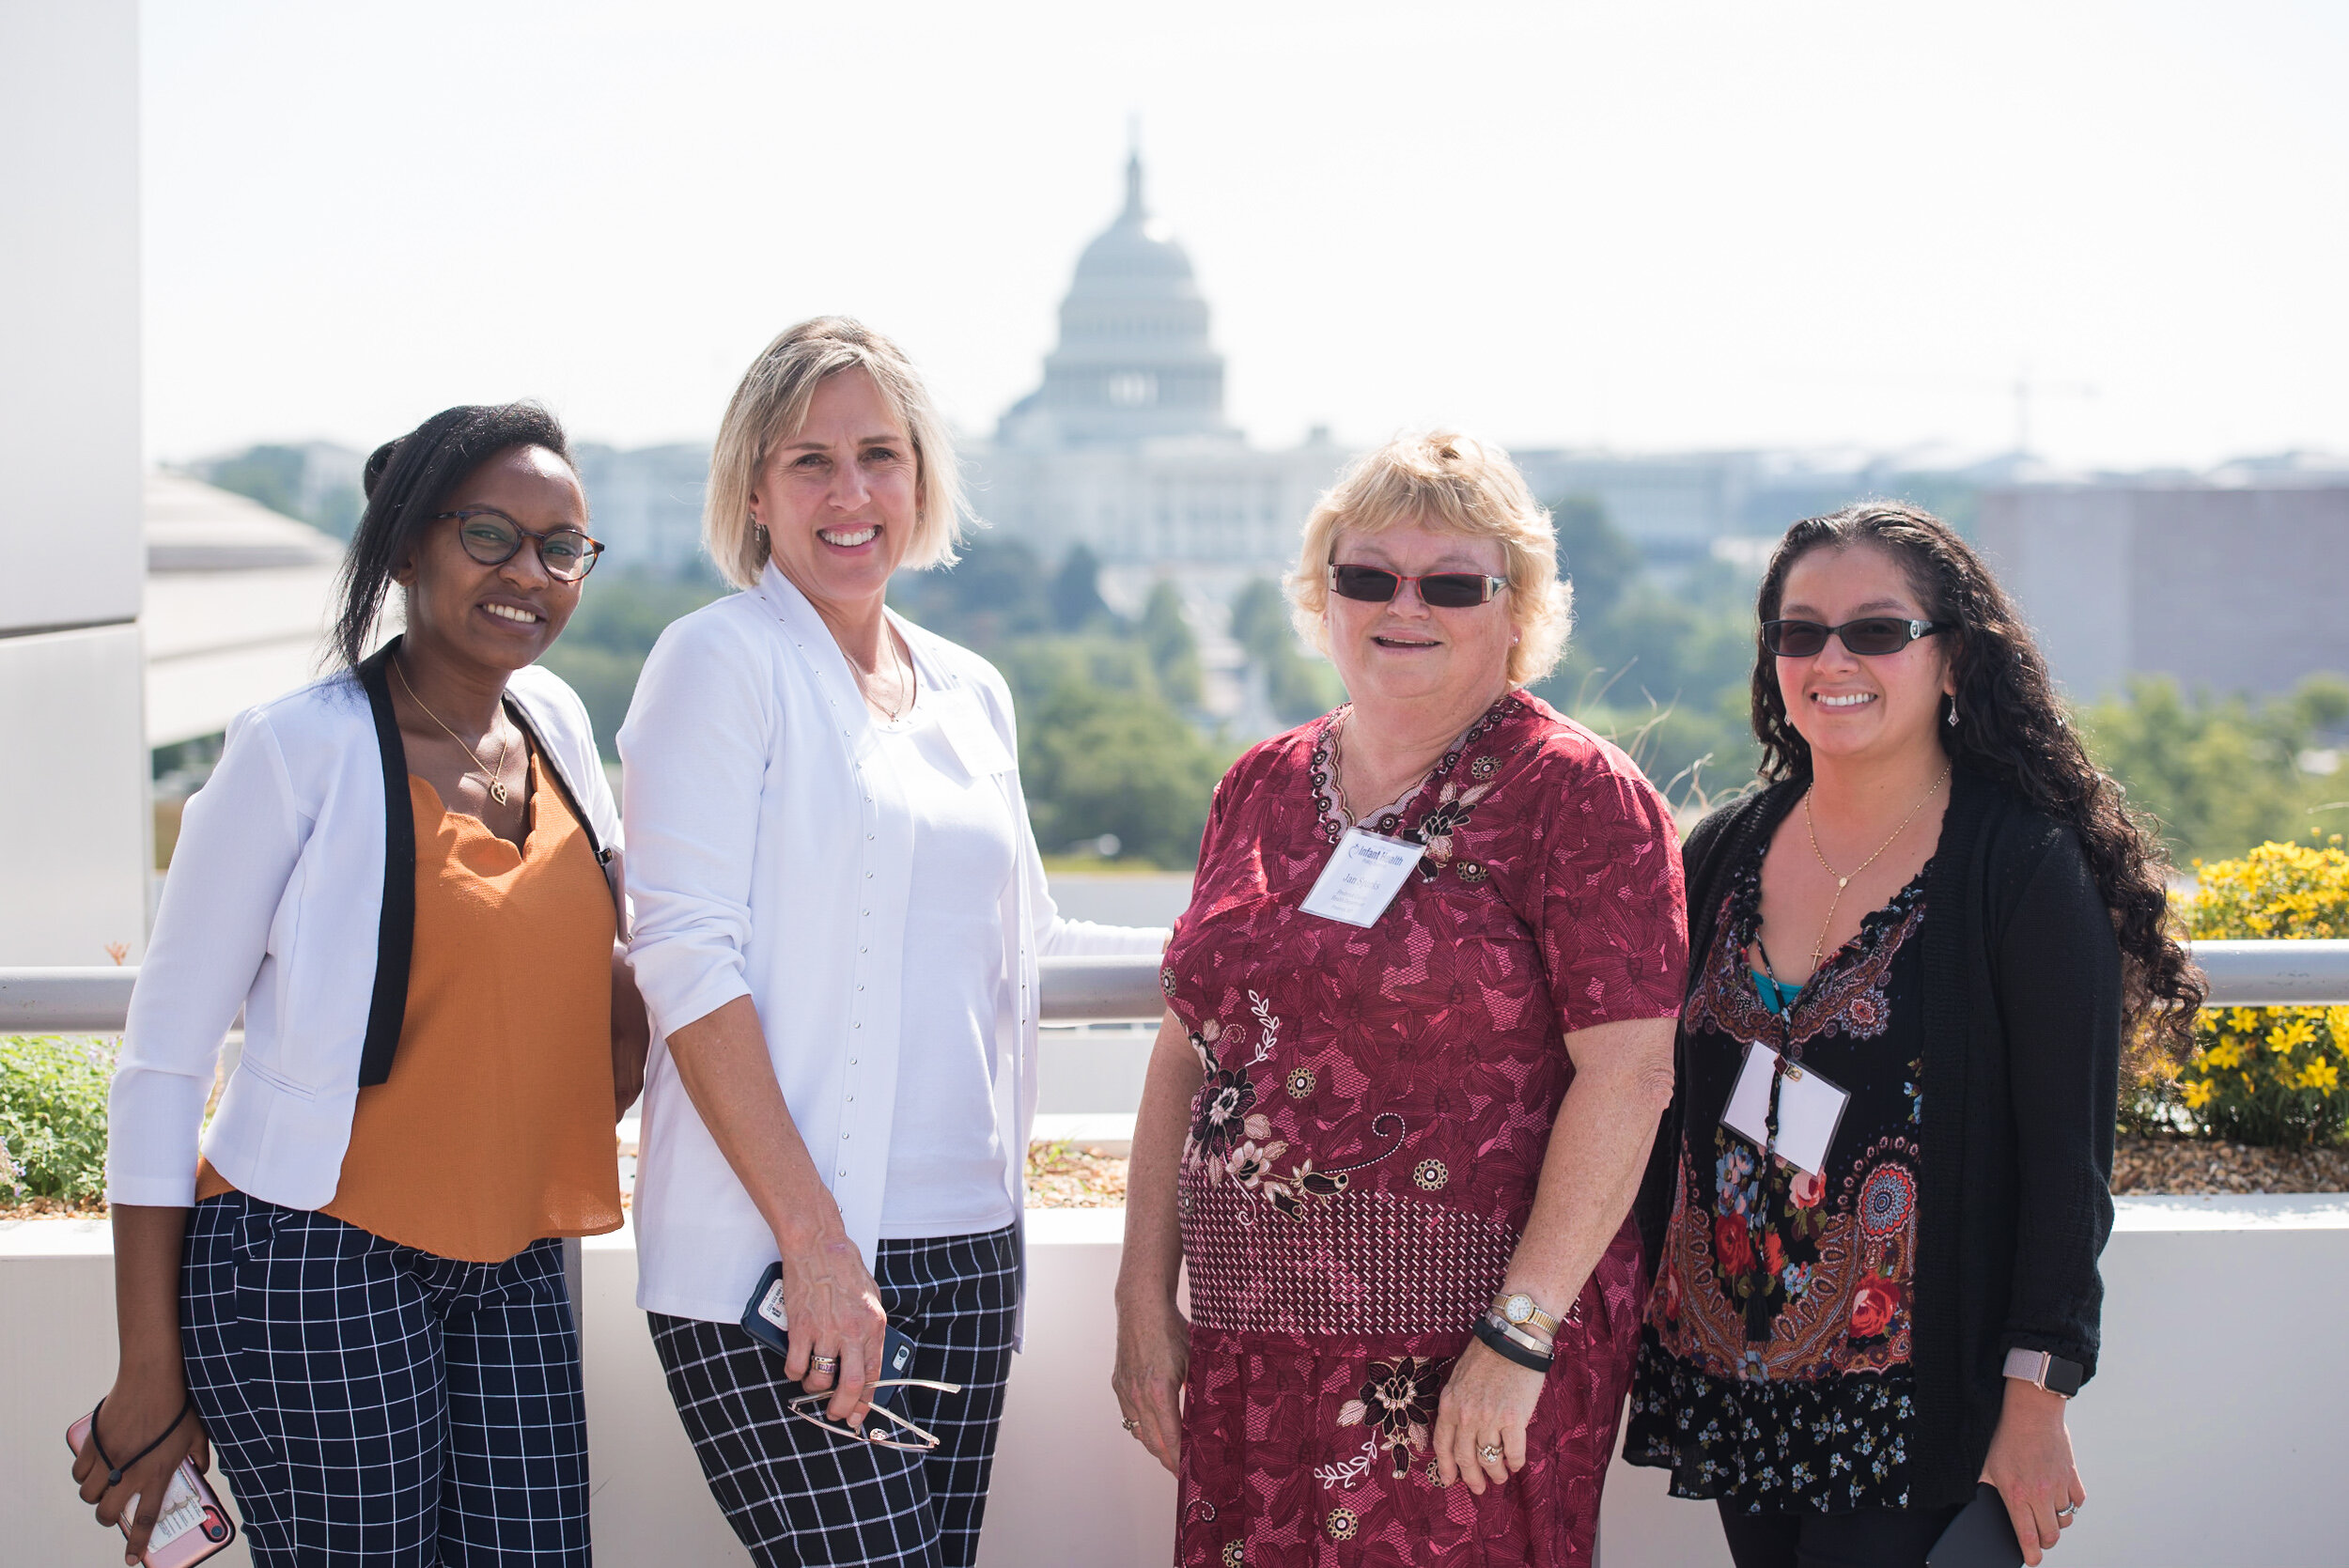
[{"xmin": 143, "ymin": 0, "xmax": 2349, "ymax": 472}]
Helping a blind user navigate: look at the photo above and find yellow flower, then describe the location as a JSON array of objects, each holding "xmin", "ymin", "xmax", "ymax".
[
  {"xmin": 2182, "ymin": 1079, "xmax": 2215, "ymax": 1110},
  {"xmin": 2267, "ymin": 1018, "xmax": 2318, "ymax": 1055},
  {"xmin": 2301, "ymin": 1058, "xmax": 2340, "ymax": 1095},
  {"xmin": 2200, "ymin": 1038, "xmax": 2242, "ymax": 1072}
]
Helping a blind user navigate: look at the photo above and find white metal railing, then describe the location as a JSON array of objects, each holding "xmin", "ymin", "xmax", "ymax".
[{"xmin": 3, "ymin": 941, "xmax": 2346, "ymax": 1033}]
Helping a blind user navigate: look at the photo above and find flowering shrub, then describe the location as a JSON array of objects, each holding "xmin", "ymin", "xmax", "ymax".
[{"xmin": 2152, "ymin": 840, "xmax": 2349, "ymax": 1147}]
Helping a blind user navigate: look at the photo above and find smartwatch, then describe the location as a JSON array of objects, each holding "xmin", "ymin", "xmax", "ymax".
[{"xmin": 2002, "ymin": 1347, "xmax": 2085, "ymax": 1398}]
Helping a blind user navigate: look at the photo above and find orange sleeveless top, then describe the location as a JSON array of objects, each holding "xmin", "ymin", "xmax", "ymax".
[{"xmin": 197, "ymin": 751, "xmax": 622, "ymax": 1262}]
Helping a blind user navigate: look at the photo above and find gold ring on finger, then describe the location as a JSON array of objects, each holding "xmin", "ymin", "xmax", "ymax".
[{"xmin": 1477, "ymin": 1444, "xmax": 1503, "ymax": 1464}]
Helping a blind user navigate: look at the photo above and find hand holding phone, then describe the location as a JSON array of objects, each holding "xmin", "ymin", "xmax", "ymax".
[{"xmin": 67, "ymin": 1411, "xmax": 236, "ymax": 1568}]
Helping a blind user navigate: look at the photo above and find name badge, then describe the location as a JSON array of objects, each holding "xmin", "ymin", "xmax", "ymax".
[
  {"xmin": 1720, "ymin": 1041, "xmax": 1850, "ymax": 1177},
  {"xmin": 931, "ymin": 688, "xmax": 1015, "ymax": 777},
  {"xmin": 1299, "ymin": 828, "xmax": 1424, "ymax": 927}
]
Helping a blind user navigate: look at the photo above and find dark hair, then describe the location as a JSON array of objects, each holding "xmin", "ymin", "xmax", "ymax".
[
  {"xmin": 330, "ymin": 402, "xmax": 574, "ymax": 668},
  {"xmin": 1750, "ymin": 500, "xmax": 2204, "ymax": 1063}
]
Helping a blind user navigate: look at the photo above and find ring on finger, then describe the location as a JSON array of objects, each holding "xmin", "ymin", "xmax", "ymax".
[
  {"xmin": 1476, "ymin": 1443, "xmax": 1503, "ymax": 1464},
  {"xmin": 809, "ymin": 1355, "xmax": 840, "ymax": 1374},
  {"xmin": 1122, "ymin": 1418, "xmax": 1140, "ymax": 1434}
]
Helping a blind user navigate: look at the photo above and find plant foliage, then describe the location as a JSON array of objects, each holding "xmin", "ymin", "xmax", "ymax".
[{"xmin": 0, "ymin": 1035, "xmax": 115, "ymax": 1203}]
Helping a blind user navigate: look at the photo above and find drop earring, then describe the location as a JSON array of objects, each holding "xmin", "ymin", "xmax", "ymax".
[{"xmin": 1946, "ymin": 702, "xmax": 1960, "ymax": 727}]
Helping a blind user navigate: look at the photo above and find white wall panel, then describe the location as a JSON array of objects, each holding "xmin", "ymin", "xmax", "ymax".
[
  {"xmin": 0, "ymin": 625, "xmax": 151, "ymax": 962},
  {"xmin": 0, "ymin": 0, "xmax": 143, "ymax": 635}
]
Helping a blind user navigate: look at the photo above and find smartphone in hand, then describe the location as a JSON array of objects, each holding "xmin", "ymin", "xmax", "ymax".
[{"xmin": 65, "ymin": 1413, "xmax": 237, "ymax": 1568}]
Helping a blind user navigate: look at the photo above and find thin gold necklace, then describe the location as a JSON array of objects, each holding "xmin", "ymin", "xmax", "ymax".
[
  {"xmin": 853, "ymin": 629, "xmax": 914, "ymax": 722},
  {"xmin": 1801, "ymin": 765, "xmax": 1950, "ymax": 970},
  {"xmin": 393, "ymin": 657, "xmax": 515, "ymax": 806}
]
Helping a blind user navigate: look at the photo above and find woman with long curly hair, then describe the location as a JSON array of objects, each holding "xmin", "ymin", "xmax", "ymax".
[{"xmin": 1624, "ymin": 502, "xmax": 2201, "ymax": 1568}]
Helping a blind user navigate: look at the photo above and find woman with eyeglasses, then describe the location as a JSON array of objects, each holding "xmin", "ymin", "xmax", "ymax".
[
  {"xmin": 82, "ymin": 403, "xmax": 643, "ymax": 1566},
  {"xmin": 616, "ymin": 317, "xmax": 1163, "ymax": 1568},
  {"xmin": 1113, "ymin": 431, "xmax": 1689, "ymax": 1566},
  {"xmin": 1623, "ymin": 503, "xmax": 2203, "ymax": 1568}
]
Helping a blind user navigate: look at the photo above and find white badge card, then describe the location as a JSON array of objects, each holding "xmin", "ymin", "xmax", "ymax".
[
  {"xmin": 1720, "ymin": 1042, "xmax": 1851, "ymax": 1177},
  {"xmin": 932, "ymin": 688, "xmax": 1015, "ymax": 778},
  {"xmin": 1299, "ymin": 829, "xmax": 1425, "ymax": 927}
]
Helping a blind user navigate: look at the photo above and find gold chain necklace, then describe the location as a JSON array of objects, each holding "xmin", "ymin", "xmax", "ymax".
[
  {"xmin": 1801, "ymin": 765, "xmax": 1950, "ymax": 970},
  {"xmin": 392, "ymin": 657, "xmax": 515, "ymax": 806},
  {"xmin": 856, "ymin": 631, "xmax": 913, "ymax": 722}
]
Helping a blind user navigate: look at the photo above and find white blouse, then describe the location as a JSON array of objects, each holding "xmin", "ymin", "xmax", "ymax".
[
  {"xmin": 617, "ymin": 563, "xmax": 1162, "ymax": 1334},
  {"xmin": 873, "ymin": 697, "xmax": 1020, "ymax": 1239}
]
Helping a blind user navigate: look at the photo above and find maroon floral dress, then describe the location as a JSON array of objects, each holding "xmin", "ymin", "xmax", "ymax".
[{"xmin": 1162, "ymin": 691, "xmax": 1688, "ymax": 1567}]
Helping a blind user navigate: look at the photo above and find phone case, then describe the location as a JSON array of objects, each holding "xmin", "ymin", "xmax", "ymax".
[
  {"xmin": 66, "ymin": 1413, "xmax": 238, "ymax": 1568},
  {"xmin": 740, "ymin": 1262, "xmax": 919, "ymax": 1439},
  {"xmin": 1925, "ymin": 1483, "xmax": 2025, "ymax": 1568}
]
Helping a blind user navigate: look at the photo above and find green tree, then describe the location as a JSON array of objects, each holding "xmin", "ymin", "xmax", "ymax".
[
  {"xmin": 1018, "ymin": 678, "xmax": 1226, "ymax": 866},
  {"xmin": 1231, "ymin": 578, "xmax": 1343, "ymax": 725},
  {"xmin": 1140, "ymin": 581, "xmax": 1204, "ymax": 708},
  {"xmin": 2079, "ymin": 675, "xmax": 2349, "ymax": 864},
  {"xmin": 888, "ymin": 536, "xmax": 1050, "ymax": 648},
  {"xmin": 207, "ymin": 444, "xmax": 309, "ymax": 522},
  {"xmin": 537, "ymin": 570, "xmax": 729, "ymax": 758},
  {"xmin": 1549, "ymin": 493, "xmax": 1640, "ymax": 627},
  {"xmin": 1050, "ymin": 543, "xmax": 1115, "ymax": 632}
]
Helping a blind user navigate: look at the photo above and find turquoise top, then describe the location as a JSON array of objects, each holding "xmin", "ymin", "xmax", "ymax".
[{"xmin": 1750, "ymin": 969, "xmax": 1800, "ymax": 1017}]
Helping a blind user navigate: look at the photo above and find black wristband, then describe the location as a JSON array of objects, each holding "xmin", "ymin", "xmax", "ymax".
[
  {"xmin": 1473, "ymin": 1314, "xmax": 1554, "ymax": 1374},
  {"xmin": 87, "ymin": 1395, "xmax": 193, "ymax": 1487}
]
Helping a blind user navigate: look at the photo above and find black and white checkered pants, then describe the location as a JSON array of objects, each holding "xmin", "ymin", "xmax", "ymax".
[
  {"xmin": 651, "ymin": 1225, "xmax": 1019, "ymax": 1568},
  {"xmin": 180, "ymin": 1191, "xmax": 591, "ymax": 1566}
]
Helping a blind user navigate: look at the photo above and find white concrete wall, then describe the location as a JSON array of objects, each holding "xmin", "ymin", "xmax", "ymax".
[
  {"xmin": 0, "ymin": 0, "xmax": 149, "ymax": 963},
  {"xmin": 6, "ymin": 1197, "xmax": 2345, "ymax": 1567}
]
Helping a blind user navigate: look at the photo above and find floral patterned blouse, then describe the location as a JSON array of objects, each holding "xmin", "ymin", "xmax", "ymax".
[
  {"xmin": 1624, "ymin": 840, "xmax": 1932, "ymax": 1514},
  {"xmin": 1162, "ymin": 691, "xmax": 1687, "ymax": 1566}
]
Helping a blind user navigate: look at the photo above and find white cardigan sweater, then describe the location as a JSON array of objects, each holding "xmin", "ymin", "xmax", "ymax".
[
  {"xmin": 617, "ymin": 564, "xmax": 1162, "ymax": 1331},
  {"xmin": 106, "ymin": 658, "xmax": 618, "ymax": 1211}
]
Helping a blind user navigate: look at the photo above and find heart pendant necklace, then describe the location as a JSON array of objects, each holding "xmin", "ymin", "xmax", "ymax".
[{"xmin": 394, "ymin": 657, "xmax": 515, "ymax": 805}]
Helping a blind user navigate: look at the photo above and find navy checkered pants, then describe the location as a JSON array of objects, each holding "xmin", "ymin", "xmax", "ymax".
[
  {"xmin": 651, "ymin": 1225, "xmax": 1019, "ymax": 1568},
  {"xmin": 180, "ymin": 1192, "xmax": 590, "ymax": 1566}
]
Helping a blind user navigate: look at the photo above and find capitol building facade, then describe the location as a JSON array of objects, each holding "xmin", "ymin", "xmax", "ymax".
[{"xmin": 962, "ymin": 151, "xmax": 1347, "ymax": 587}]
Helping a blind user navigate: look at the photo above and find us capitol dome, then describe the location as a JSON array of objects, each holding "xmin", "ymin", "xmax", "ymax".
[
  {"xmin": 969, "ymin": 147, "xmax": 1346, "ymax": 576},
  {"xmin": 996, "ymin": 149, "xmax": 1236, "ymax": 449}
]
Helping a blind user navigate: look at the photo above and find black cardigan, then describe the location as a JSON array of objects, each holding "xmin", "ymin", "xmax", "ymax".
[{"xmin": 1636, "ymin": 766, "xmax": 2123, "ymax": 1509}]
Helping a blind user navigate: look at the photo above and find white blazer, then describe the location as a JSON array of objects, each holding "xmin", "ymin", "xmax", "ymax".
[
  {"xmin": 618, "ymin": 563, "xmax": 1162, "ymax": 1335},
  {"xmin": 106, "ymin": 649, "xmax": 620, "ymax": 1211}
]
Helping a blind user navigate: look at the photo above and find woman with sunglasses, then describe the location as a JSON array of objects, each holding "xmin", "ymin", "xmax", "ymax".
[
  {"xmin": 84, "ymin": 403, "xmax": 643, "ymax": 1566},
  {"xmin": 1623, "ymin": 503, "xmax": 2202, "ymax": 1567},
  {"xmin": 1114, "ymin": 431, "xmax": 1688, "ymax": 1566},
  {"xmin": 616, "ymin": 318, "xmax": 1163, "ymax": 1568}
]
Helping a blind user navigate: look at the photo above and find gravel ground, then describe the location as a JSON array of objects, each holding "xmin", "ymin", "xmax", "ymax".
[
  {"xmin": 11, "ymin": 1136, "xmax": 2339, "ymax": 1223},
  {"xmin": 2110, "ymin": 1134, "xmax": 2349, "ymax": 1196},
  {"xmin": 1024, "ymin": 1142, "xmax": 1129, "ymax": 1208}
]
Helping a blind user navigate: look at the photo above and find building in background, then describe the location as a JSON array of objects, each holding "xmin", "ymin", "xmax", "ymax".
[
  {"xmin": 143, "ymin": 474, "xmax": 341, "ymax": 751},
  {"xmin": 1977, "ymin": 457, "xmax": 2349, "ymax": 701},
  {"xmin": 966, "ymin": 149, "xmax": 1349, "ymax": 584},
  {"xmin": 0, "ymin": 2, "xmax": 149, "ymax": 964}
]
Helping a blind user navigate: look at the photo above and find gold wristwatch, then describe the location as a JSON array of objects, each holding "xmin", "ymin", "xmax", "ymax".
[{"xmin": 1491, "ymin": 1291, "xmax": 1562, "ymax": 1340}]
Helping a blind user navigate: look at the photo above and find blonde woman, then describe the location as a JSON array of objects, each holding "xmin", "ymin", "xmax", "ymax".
[
  {"xmin": 619, "ymin": 317, "xmax": 1162, "ymax": 1567},
  {"xmin": 1113, "ymin": 432, "xmax": 1688, "ymax": 1566}
]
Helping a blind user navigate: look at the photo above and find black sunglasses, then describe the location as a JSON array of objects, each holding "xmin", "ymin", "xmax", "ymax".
[
  {"xmin": 434, "ymin": 509, "xmax": 605, "ymax": 582},
  {"xmin": 1328, "ymin": 563, "xmax": 1509, "ymax": 609},
  {"xmin": 1761, "ymin": 616, "xmax": 1951, "ymax": 658}
]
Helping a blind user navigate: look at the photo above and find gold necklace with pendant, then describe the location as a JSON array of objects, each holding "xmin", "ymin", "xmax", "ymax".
[
  {"xmin": 1800, "ymin": 764, "xmax": 1949, "ymax": 970},
  {"xmin": 393, "ymin": 657, "xmax": 516, "ymax": 806}
]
